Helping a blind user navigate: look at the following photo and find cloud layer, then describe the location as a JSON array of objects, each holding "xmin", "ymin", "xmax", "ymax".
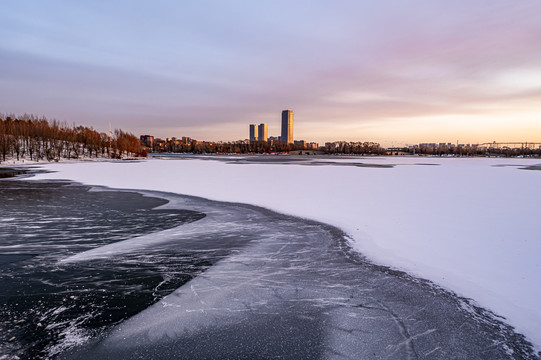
[{"xmin": 1, "ymin": 0, "xmax": 540, "ymax": 145}]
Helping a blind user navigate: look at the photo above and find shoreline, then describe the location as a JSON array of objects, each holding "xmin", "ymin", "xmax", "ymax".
[{"xmin": 2, "ymin": 151, "xmax": 541, "ymax": 166}]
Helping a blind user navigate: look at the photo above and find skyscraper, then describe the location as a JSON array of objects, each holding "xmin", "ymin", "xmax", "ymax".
[
  {"xmin": 281, "ymin": 110, "xmax": 293, "ymax": 144},
  {"xmin": 258, "ymin": 123, "xmax": 268, "ymax": 141},
  {"xmin": 249, "ymin": 124, "xmax": 258, "ymax": 141}
]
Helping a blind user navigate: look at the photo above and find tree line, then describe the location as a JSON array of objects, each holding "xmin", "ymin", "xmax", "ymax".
[
  {"xmin": 151, "ymin": 140, "xmax": 305, "ymax": 154},
  {"xmin": 150, "ymin": 139, "xmax": 385, "ymax": 155},
  {"xmin": 323, "ymin": 141, "xmax": 386, "ymax": 155},
  {"xmin": 399, "ymin": 144, "xmax": 541, "ymax": 157},
  {"xmin": 0, "ymin": 113, "xmax": 143, "ymax": 163}
]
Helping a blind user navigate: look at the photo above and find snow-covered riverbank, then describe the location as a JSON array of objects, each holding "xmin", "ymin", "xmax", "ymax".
[{"xmin": 28, "ymin": 156, "xmax": 541, "ymax": 350}]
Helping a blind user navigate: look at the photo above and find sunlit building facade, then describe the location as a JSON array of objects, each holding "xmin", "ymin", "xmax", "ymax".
[
  {"xmin": 281, "ymin": 110, "xmax": 293, "ymax": 144},
  {"xmin": 258, "ymin": 123, "xmax": 268, "ymax": 141},
  {"xmin": 249, "ymin": 124, "xmax": 258, "ymax": 141}
]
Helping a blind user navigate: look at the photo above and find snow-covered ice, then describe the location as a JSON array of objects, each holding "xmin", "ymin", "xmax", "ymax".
[{"xmin": 28, "ymin": 156, "xmax": 541, "ymax": 350}]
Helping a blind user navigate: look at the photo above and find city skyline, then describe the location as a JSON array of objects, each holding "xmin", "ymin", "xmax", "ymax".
[
  {"xmin": 1, "ymin": 1, "xmax": 541, "ymax": 147},
  {"xmin": 248, "ymin": 111, "xmax": 293, "ymax": 143}
]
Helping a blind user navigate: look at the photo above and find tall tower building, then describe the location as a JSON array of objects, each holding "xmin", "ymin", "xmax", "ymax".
[
  {"xmin": 249, "ymin": 124, "xmax": 258, "ymax": 141},
  {"xmin": 258, "ymin": 123, "xmax": 268, "ymax": 141},
  {"xmin": 281, "ymin": 110, "xmax": 293, "ymax": 144}
]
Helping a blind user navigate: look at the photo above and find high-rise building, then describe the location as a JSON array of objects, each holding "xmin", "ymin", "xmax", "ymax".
[
  {"xmin": 281, "ymin": 110, "xmax": 293, "ymax": 144},
  {"xmin": 258, "ymin": 123, "xmax": 268, "ymax": 141},
  {"xmin": 249, "ymin": 124, "xmax": 258, "ymax": 141}
]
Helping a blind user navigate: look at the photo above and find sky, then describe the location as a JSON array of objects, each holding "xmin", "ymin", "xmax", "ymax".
[{"xmin": 1, "ymin": 0, "xmax": 540, "ymax": 146}]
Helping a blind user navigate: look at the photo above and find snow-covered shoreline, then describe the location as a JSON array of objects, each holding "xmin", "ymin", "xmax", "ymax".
[{"xmin": 23, "ymin": 156, "xmax": 541, "ymax": 351}]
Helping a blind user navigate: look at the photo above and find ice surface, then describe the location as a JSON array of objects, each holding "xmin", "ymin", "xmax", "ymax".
[
  {"xmin": 61, "ymin": 190, "xmax": 534, "ymax": 359},
  {"xmin": 0, "ymin": 180, "xmax": 214, "ymax": 359},
  {"xmin": 29, "ymin": 156, "xmax": 541, "ymax": 350}
]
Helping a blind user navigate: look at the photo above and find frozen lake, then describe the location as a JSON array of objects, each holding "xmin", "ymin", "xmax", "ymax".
[
  {"xmin": 1, "ymin": 165, "xmax": 539, "ymax": 359},
  {"xmin": 33, "ymin": 155, "xmax": 539, "ymax": 352}
]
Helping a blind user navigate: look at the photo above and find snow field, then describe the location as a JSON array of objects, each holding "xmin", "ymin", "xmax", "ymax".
[{"xmin": 28, "ymin": 156, "xmax": 541, "ymax": 350}]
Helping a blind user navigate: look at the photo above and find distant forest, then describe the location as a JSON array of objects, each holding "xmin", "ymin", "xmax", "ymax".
[
  {"xmin": 0, "ymin": 114, "xmax": 143, "ymax": 163},
  {"xmin": 149, "ymin": 139, "xmax": 386, "ymax": 155}
]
